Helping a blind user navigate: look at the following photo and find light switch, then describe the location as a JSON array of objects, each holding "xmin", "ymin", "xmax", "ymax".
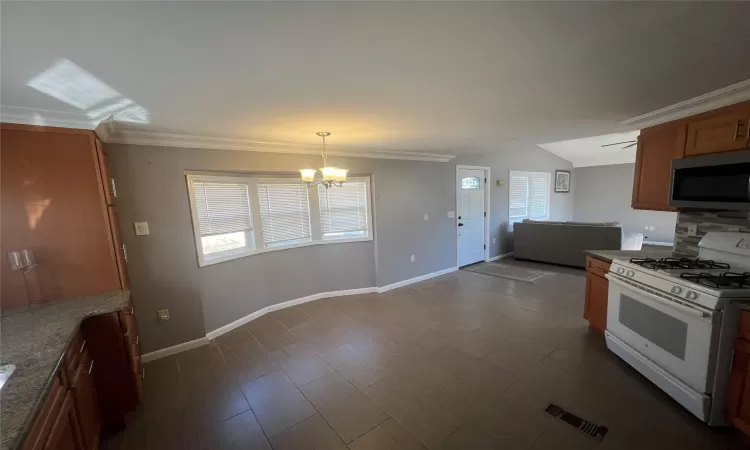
[
  {"xmin": 134, "ymin": 222, "xmax": 150, "ymax": 236},
  {"xmin": 447, "ymin": 211, "xmax": 455, "ymax": 218},
  {"xmin": 424, "ymin": 213, "xmax": 429, "ymax": 221}
]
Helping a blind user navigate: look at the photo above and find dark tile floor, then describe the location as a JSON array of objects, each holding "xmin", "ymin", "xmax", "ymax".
[{"xmin": 101, "ymin": 261, "xmax": 749, "ymax": 449}]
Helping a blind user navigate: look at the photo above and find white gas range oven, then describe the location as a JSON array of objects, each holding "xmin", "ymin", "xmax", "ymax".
[{"xmin": 605, "ymin": 232, "xmax": 750, "ymax": 425}]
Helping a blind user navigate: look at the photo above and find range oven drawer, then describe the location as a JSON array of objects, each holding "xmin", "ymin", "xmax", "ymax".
[{"xmin": 606, "ymin": 273, "xmax": 721, "ymax": 393}]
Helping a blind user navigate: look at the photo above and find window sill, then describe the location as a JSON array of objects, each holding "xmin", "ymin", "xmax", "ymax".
[{"xmin": 197, "ymin": 235, "xmax": 374, "ymax": 267}]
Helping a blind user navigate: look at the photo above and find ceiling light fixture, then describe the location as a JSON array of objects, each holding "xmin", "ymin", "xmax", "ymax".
[{"xmin": 299, "ymin": 132, "xmax": 348, "ymax": 188}]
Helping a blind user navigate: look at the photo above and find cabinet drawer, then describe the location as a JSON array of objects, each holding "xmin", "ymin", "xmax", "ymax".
[
  {"xmin": 22, "ymin": 373, "xmax": 65, "ymax": 450},
  {"xmin": 739, "ymin": 311, "xmax": 750, "ymax": 342},
  {"xmin": 63, "ymin": 330, "xmax": 86, "ymax": 383},
  {"xmin": 586, "ymin": 256, "xmax": 611, "ymax": 277}
]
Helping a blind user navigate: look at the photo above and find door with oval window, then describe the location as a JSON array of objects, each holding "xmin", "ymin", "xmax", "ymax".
[{"xmin": 457, "ymin": 168, "xmax": 486, "ymax": 267}]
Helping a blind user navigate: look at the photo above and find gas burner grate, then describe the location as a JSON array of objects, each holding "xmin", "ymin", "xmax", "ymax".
[
  {"xmin": 679, "ymin": 272, "xmax": 750, "ymax": 289},
  {"xmin": 629, "ymin": 257, "xmax": 731, "ymax": 271}
]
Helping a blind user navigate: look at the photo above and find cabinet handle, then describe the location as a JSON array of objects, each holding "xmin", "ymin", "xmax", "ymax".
[
  {"xmin": 110, "ymin": 178, "xmax": 118, "ymax": 198},
  {"xmin": 135, "ymin": 335, "xmax": 139, "ymax": 345},
  {"xmin": 87, "ymin": 360, "xmax": 94, "ymax": 375},
  {"xmin": 122, "ymin": 245, "xmax": 128, "ymax": 263},
  {"xmin": 141, "ymin": 367, "xmax": 145, "ymax": 379},
  {"xmin": 79, "ymin": 340, "xmax": 86, "ymax": 354},
  {"xmin": 737, "ymin": 120, "xmax": 748, "ymax": 139}
]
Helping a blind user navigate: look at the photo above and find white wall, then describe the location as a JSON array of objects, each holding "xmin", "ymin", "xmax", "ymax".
[{"xmin": 573, "ymin": 163, "xmax": 677, "ymax": 243}]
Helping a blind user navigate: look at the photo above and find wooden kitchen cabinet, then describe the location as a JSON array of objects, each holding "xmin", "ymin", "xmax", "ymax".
[
  {"xmin": 584, "ymin": 256, "xmax": 610, "ymax": 333},
  {"xmin": 685, "ymin": 102, "xmax": 750, "ymax": 157},
  {"xmin": 95, "ymin": 139, "xmax": 117, "ymax": 206},
  {"xmin": 43, "ymin": 393, "xmax": 83, "ymax": 450},
  {"xmin": 727, "ymin": 312, "xmax": 750, "ymax": 436},
  {"xmin": 70, "ymin": 350, "xmax": 100, "ymax": 450},
  {"xmin": 631, "ymin": 121, "xmax": 686, "ymax": 211}
]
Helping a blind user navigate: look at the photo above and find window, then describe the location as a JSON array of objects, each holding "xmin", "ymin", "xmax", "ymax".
[
  {"xmin": 318, "ymin": 180, "xmax": 369, "ymax": 239},
  {"xmin": 186, "ymin": 174, "xmax": 372, "ymax": 266},
  {"xmin": 257, "ymin": 182, "xmax": 312, "ymax": 248},
  {"xmin": 461, "ymin": 177, "xmax": 481, "ymax": 189},
  {"xmin": 509, "ymin": 171, "xmax": 551, "ymax": 228}
]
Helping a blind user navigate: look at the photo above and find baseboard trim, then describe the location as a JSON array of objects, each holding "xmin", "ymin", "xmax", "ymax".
[
  {"xmin": 148, "ymin": 267, "xmax": 457, "ymax": 359},
  {"xmin": 486, "ymin": 252, "xmax": 514, "ymax": 262},
  {"xmin": 141, "ymin": 337, "xmax": 210, "ymax": 363},
  {"xmin": 377, "ymin": 266, "xmax": 458, "ymax": 293}
]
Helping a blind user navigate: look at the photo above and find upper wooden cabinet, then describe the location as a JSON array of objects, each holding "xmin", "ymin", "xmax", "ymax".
[
  {"xmin": 631, "ymin": 121, "xmax": 686, "ymax": 211},
  {"xmin": 95, "ymin": 139, "xmax": 117, "ymax": 206},
  {"xmin": 685, "ymin": 103, "xmax": 750, "ymax": 156}
]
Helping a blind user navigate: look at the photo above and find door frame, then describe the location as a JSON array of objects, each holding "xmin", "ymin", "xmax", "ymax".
[{"xmin": 455, "ymin": 165, "xmax": 491, "ymax": 267}]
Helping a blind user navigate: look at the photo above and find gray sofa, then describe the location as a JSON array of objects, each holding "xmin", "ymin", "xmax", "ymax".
[{"xmin": 513, "ymin": 220, "xmax": 622, "ymax": 267}]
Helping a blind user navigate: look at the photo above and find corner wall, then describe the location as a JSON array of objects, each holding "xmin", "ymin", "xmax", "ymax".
[
  {"xmin": 572, "ymin": 163, "xmax": 677, "ymax": 244},
  {"xmin": 107, "ymin": 144, "xmax": 455, "ymax": 353}
]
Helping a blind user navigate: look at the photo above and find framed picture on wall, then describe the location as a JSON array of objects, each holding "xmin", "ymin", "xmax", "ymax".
[{"xmin": 554, "ymin": 170, "xmax": 571, "ymax": 193}]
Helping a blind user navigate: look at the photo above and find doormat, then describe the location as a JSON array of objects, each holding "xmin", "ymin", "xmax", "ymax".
[
  {"xmin": 462, "ymin": 262, "xmax": 553, "ymax": 283},
  {"xmin": 545, "ymin": 404, "xmax": 608, "ymax": 441}
]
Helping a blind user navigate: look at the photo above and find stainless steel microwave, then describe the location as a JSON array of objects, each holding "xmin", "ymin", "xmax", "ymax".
[{"xmin": 669, "ymin": 150, "xmax": 750, "ymax": 210}]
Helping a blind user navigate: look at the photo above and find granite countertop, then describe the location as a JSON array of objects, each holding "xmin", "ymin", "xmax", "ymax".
[
  {"xmin": 584, "ymin": 248, "xmax": 678, "ymax": 264},
  {"xmin": 0, "ymin": 290, "xmax": 130, "ymax": 450}
]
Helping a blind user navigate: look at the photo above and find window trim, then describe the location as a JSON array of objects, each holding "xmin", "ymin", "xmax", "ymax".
[
  {"xmin": 508, "ymin": 170, "xmax": 551, "ymax": 229},
  {"xmin": 186, "ymin": 173, "xmax": 373, "ymax": 267}
]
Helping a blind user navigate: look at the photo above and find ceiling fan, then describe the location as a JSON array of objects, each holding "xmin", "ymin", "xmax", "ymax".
[{"xmin": 601, "ymin": 140, "xmax": 637, "ymax": 150}]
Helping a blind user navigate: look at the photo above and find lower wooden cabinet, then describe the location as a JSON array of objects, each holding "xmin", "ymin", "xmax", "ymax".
[
  {"xmin": 43, "ymin": 393, "xmax": 83, "ymax": 450},
  {"xmin": 584, "ymin": 256, "xmax": 610, "ymax": 332},
  {"xmin": 70, "ymin": 350, "xmax": 100, "ymax": 450},
  {"xmin": 727, "ymin": 313, "xmax": 750, "ymax": 436},
  {"xmin": 22, "ymin": 302, "xmax": 141, "ymax": 449}
]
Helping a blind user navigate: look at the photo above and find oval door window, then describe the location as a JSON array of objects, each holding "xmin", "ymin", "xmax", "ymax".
[{"xmin": 461, "ymin": 177, "xmax": 481, "ymax": 189}]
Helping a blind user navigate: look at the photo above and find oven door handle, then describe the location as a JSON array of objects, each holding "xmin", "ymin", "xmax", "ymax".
[{"xmin": 605, "ymin": 274, "xmax": 709, "ymax": 319}]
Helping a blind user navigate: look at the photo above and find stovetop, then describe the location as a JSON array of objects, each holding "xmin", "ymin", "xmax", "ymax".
[
  {"xmin": 630, "ymin": 257, "xmax": 730, "ymax": 271},
  {"xmin": 628, "ymin": 257, "xmax": 750, "ymax": 290},
  {"xmin": 679, "ymin": 272, "xmax": 750, "ymax": 289}
]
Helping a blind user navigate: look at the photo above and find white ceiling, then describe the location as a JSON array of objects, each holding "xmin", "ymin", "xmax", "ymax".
[
  {"xmin": 2, "ymin": 2, "xmax": 750, "ymax": 159},
  {"xmin": 539, "ymin": 131, "xmax": 640, "ymax": 168}
]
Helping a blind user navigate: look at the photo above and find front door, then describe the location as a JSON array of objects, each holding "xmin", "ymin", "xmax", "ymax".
[{"xmin": 457, "ymin": 168, "xmax": 486, "ymax": 267}]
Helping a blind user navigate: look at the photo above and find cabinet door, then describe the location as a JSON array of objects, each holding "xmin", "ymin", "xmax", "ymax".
[
  {"xmin": 43, "ymin": 392, "xmax": 83, "ymax": 450},
  {"xmin": 107, "ymin": 206, "xmax": 130, "ymax": 289},
  {"xmin": 685, "ymin": 109, "xmax": 750, "ymax": 156},
  {"xmin": 95, "ymin": 139, "xmax": 117, "ymax": 206},
  {"xmin": 631, "ymin": 122, "xmax": 686, "ymax": 211},
  {"xmin": 584, "ymin": 271, "xmax": 608, "ymax": 332},
  {"xmin": 727, "ymin": 338, "xmax": 750, "ymax": 436},
  {"xmin": 71, "ymin": 350, "xmax": 101, "ymax": 450}
]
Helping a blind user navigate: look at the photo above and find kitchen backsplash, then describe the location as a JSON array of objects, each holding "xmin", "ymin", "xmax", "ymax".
[{"xmin": 674, "ymin": 210, "xmax": 750, "ymax": 256}]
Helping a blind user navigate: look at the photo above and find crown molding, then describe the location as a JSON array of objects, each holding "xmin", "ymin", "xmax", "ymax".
[
  {"xmin": 621, "ymin": 79, "xmax": 750, "ymax": 129},
  {"xmin": 103, "ymin": 125, "xmax": 456, "ymax": 162},
  {"xmin": 0, "ymin": 104, "xmax": 98, "ymax": 129}
]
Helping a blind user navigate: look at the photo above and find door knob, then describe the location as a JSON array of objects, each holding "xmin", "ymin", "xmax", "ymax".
[
  {"xmin": 458, "ymin": 223, "xmax": 464, "ymax": 227},
  {"xmin": 458, "ymin": 216, "xmax": 462, "ymax": 219}
]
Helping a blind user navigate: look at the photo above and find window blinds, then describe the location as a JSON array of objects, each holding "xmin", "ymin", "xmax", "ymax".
[
  {"xmin": 318, "ymin": 181, "xmax": 369, "ymax": 235},
  {"xmin": 257, "ymin": 183, "xmax": 312, "ymax": 247},
  {"xmin": 509, "ymin": 171, "xmax": 550, "ymax": 225},
  {"xmin": 192, "ymin": 180, "xmax": 252, "ymax": 236}
]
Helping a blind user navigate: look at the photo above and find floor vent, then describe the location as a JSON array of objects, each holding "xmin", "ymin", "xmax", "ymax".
[{"xmin": 545, "ymin": 404, "xmax": 608, "ymax": 441}]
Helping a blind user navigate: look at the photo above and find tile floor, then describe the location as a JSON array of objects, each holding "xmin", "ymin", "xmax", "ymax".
[{"xmin": 102, "ymin": 260, "xmax": 749, "ymax": 449}]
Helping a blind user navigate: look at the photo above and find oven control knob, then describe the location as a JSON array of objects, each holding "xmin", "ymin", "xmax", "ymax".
[
  {"xmin": 626, "ymin": 270, "xmax": 635, "ymax": 278},
  {"xmin": 671, "ymin": 286, "xmax": 683, "ymax": 295},
  {"xmin": 617, "ymin": 267, "xmax": 625, "ymax": 275},
  {"xmin": 686, "ymin": 291, "xmax": 698, "ymax": 300}
]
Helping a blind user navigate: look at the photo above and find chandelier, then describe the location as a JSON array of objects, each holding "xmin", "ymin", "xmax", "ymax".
[{"xmin": 299, "ymin": 132, "xmax": 348, "ymax": 188}]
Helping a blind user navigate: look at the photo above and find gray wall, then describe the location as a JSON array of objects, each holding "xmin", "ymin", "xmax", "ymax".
[
  {"xmin": 108, "ymin": 144, "xmax": 455, "ymax": 353},
  {"xmin": 453, "ymin": 143, "xmax": 575, "ymax": 257},
  {"xmin": 572, "ymin": 163, "xmax": 677, "ymax": 243}
]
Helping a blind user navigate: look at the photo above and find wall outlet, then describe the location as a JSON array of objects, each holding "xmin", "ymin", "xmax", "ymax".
[
  {"xmin": 410, "ymin": 255, "xmax": 415, "ymax": 263},
  {"xmin": 157, "ymin": 309, "xmax": 170, "ymax": 321},
  {"xmin": 134, "ymin": 222, "xmax": 150, "ymax": 236},
  {"xmin": 687, "ymin": 224, "xmax": 698, "ymax": 236},
  {"xmin": 728, "ymin": 227, "xmax": 740, "ymax": 232},
  {"xmin": 424, "ymin": 213, "xmax": 429, "ymax": 221}
]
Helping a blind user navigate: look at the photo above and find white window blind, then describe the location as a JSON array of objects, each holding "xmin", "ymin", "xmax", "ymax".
[
  {"xmin": 318, "ymin": 181, "xmax": 369, "ymax": 238},
  {"xmin": 192, "ymin": 180, "xmax": 252, "ymax": 236},
  {"xmin": 508, "ymin": 171, "xmax": 550, "ymax": 227},
  {"xmin": 257, "ymin": 183, "xmax": 312, "ymax": 247}
]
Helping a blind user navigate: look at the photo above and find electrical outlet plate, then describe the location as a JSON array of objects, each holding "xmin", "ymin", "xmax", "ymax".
[
  {"xmin": 410, "ymin": 255, "xmax": 416, "ymax": 263},
  {"xmin": 157, "ymin": 309, "xmax": 170, "ymax": 321},
  {"xmin": 134, "ymin": 222, "xmax": 149, "ymax": 236},
  {"xmin": 687, "ymin": 224, "xmax": 698, "ymax": 236}
]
